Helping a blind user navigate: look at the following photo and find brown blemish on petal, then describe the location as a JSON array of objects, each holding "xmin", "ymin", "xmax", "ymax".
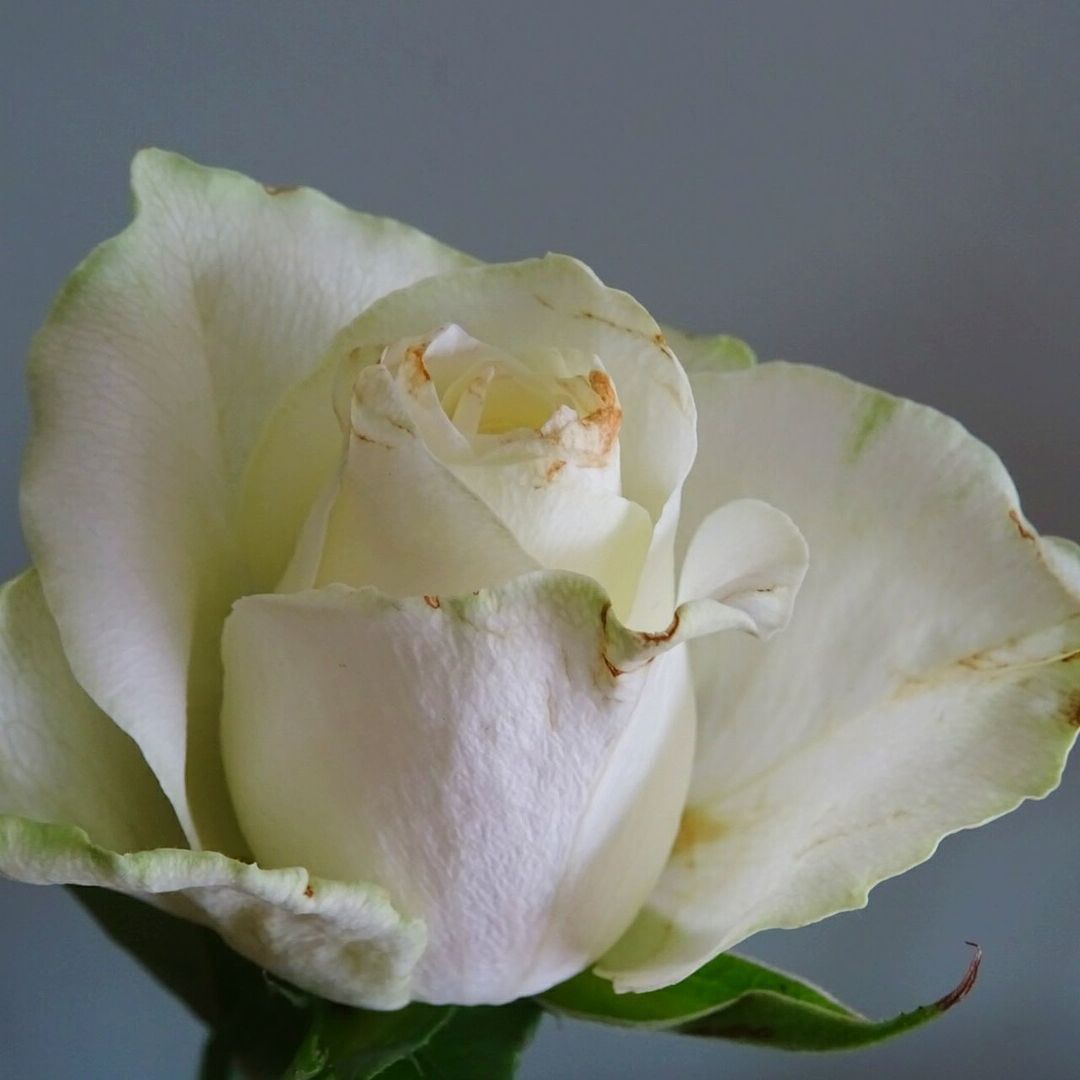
[
  {"xmin": 423, "ymin": 594, "xmax": 441, "ymax": 609},
  {"xmin": 580, "ymin": 369, "xmax": 623, "ymax": 455},
  {"xmin": 636, "ymin": 611, "xmax": 681, "ymax": 646},
  {"xmin": 263, "ymin": 183, "xmax": 300, "ymax": 196},
  {"xmin": 352, "ymin": 431, "xmax": 393, "ymax": 450},
  {"xmin": 602, "ymin": 655, "xmax": 624, "ymax": 678},
  {"xmin": 404, "ymin": 342, "xmax": 433, "ymax": 390},
  {"xmin": 654, "ymin": 333, "xmax": 679, "ymax": 363},
  {"xmin": 578, "ymin": 308, "xmax": 640, "ymax": 337},
  {"xmin": 544, "ymin": 459, "xmax": 566, "ymax": 482},
  {"xmin": 672, "ymin": 806, "xmax": 729, "ymax": 857},
  {"xmin": 303, "ymin": 884, "xmax": 315, "ymax": 898},
  {"xmin": 597, "ymin": 601, "xmax": 624, "ymax": 678},
  {"xmin": 1063, "ymin": 689, "xmax": 1080, "ymax": 729},
  {"xmin": 1009, "ymin": 509, "xmax": 1036, "ymax": 541},
  {"xmin": 534, "ymin": 293, "xmax": 555, "ymax": 310}
]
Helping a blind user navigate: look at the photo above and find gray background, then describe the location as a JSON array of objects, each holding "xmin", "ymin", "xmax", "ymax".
[{"xmin": 1, "ymin": 2, "xmax": 1077, "ymax": 1077}]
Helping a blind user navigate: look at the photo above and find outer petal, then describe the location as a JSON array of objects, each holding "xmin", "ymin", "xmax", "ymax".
[
  {"xmin": 21, "ymin": 150, "xmax": 473, "ymax": 846},
  {"xmin": 0, "ymin": 571, "xmax": 181, "ymax": 853},
  {"xmin": 221, "ymin": 575, "xmax": 699, "ymax": 1006},
  {"xmin": 600, "ymin": 363, "xmax": 1080, "ymax": 992},
  {"xmin": 0, "ymin": 817, "xmax": 424, "ymax": 1010}
]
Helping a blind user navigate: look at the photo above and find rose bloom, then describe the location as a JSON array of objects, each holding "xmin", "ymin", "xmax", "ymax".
[{"xmin": 1, "ymin": 152, "xmax": 1077, "ymax": 1008}]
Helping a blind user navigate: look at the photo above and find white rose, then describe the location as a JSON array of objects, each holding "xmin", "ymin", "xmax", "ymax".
[{"xmin": 1, "ymin": 152, "xmax": 1076, "ymax": 1010}]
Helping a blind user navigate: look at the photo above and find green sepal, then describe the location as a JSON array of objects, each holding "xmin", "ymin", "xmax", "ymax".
[
  {"xmin": 660, "ymin": 327, "xmax": 757, "ymax": 373},
  {"xmin": 284, "ymin": 1002, "xmax": 452, "ymax": 1079},
  {"xmin": 540, "ymin": 947, "xmax": 981, "ymax": 1052},
  {"xmin": 286, "ymin": 1000, "xmax": 541, "ymax": 1080},
  {"xmin": 70, "ymin": 886, "xmax": 309, "ymax": 1076},
  {"xmin": 377, "ymin": 1002, "xmax": 542, "ymax": 1079}
]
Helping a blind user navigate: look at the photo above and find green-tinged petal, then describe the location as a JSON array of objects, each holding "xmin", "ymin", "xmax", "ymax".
[
  {"xmin": 544, "ymin": 947, "xmax": 981, "ymax": 1051},
  {"xmin": 601, "ymin": 363, "xmax": 1079, "ymax": 992},
  {"xmin": 0, "ymin": 570, "xmax": 181, "ymax": 852},
  {"xmin": 661, "ymin": 326, "xmax": 756, "ymax": 374},
  {"xmin": 0, "ymin": 817, "xmax": 425, "ymax": 1010},
  {"xmin": 21, "ymin": 150, "xmax": 473, "ymax": 847}
]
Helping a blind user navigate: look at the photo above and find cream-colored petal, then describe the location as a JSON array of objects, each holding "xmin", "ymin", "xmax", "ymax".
[
  {"xmin": 21, "ymin": 150, "xmax": 472, "ymax": 846},
  {"xmin": 245, "ymin": 257, "xmax": 699, "ymax": 600},
  {"xmin": 280, "ymin": 364, "xmax": 539, "ymax": 596},
  {"xmin": 0, "ymin": 571, "xmax": 182, "ymax": 853},
  {"xmin": 601, "ymin": 363, "xmax": 1079, "ymax": 992}
]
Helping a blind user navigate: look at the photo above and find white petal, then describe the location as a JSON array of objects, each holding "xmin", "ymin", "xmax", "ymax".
[
  {"xmin": 244, "ymin": 257, "xmax": 698, "ymax": 599},
  {"xmin": 600, "ymin": 363, "xmax": 1080, "ymax": 991},
  {"xmin": 330, "ymin": 256, "xmax": 697, "ymax": 520},
  {"xmin": 280, "ymin": 364, "xmax": 539, "ymax": 596},
  {"xmin": 220, "ymin": 574, "xmax": 701, "ymax": 1005},
  {"xmin": 0, "ymin": 571, "xmax": 182, "ymax": 854},
  {"xmin": 0, "ymin": 817, "xmax": 423, "ymax": 1010},
  {"xmin": 451, "ymin": 462, "xmax": 654, "ymax": 618},
  {"xmin": 677, "ymin": 498, "xmax": 808, "ymax": 637},
  {"xmin": 21, "ymin": 150, "xmax": 472, "ymax": 845}
]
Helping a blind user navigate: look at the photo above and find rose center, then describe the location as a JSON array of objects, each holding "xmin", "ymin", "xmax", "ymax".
[{"xmin": 380, "ymin": 324, "xmax": 622, "ymax": 467}]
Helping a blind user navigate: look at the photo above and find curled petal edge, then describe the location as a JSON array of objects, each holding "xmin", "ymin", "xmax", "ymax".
[{"xmin": 0, "ymin": 816, "xmax": 426, "ymax": 1010}]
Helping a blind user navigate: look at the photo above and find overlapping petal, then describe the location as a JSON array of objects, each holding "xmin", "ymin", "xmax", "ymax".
[
  {"xmin": 220, "ymin": 573, "xmax": 696, "ymax": 1005},
  {"xmin": 241, "ymin": 256, "xmax": 697, "ymax": 621},
  {"xmin": 600, "ymin": 363, "xmax": 1080, "ymax": 992},
  {"xmin": 20, "ymin": 151, "xmax": 473, "ymax": 846},
  {"xmin": 222, "ymin": 510, "xmax": 805, "ymax": 1005}
]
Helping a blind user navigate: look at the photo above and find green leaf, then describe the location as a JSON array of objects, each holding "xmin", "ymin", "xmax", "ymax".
[
  {"xmin": 71, "ymin": 886, "xmax": 309, "ymax": 1074},
  {"xmin": 378, "ymin": 1002, "xmax": 543, "ymax": 1080},
  {"xmin": 70, "ymin": 884, "xmax": 226, "ymax": 1027},
  {"xmin": 284, "ymin": 1001, "xmax": 453, "ymax": 1079},
  {"xmin": 540, "ymin": 946, "xmax": 981, "ymax": 1051}
]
